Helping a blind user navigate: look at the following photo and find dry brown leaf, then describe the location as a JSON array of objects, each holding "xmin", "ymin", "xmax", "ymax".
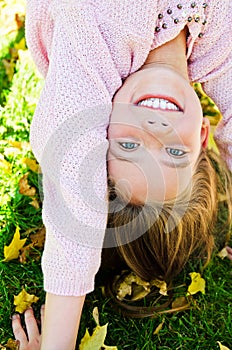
[
  {"xmin": 19, "ymin": 243, "xmax": 34, "ymax": 263},
  {"xmin": 30, "ymin": 227, "xmax": 46, "ymax": 248},
  {"xmin": 171, "ymin": 296, "xmax": 190, "ymax": 311},
  {"xmin": 30, "ymin": 197, "xmax": 40, "ymax": 209},
  {"xmin": 15, "ymin": 13, "xmax": 25, "ymax": 29},
  {"xmin": 19, "ymin": 227, "xmax": 45, "ymax": 263},
  {"xmin": 2, "ymin": 59, "xmax": 15, "ymax": 81},
  {"xmin": 19, "ymin": 173, "xmax": 36, "ymax": 197},
  {"xmin": 14, "ymin": 288, "xmax": 39, "ymax": 313},
  {"xmin": 3, "ymin": 227, "xmax": 26, "ymax": 262}
]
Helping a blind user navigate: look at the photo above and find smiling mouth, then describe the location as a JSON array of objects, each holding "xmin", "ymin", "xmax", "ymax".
[{"xmin": 136, "ymin": 97, "xmax": 183, "ymax": 112}]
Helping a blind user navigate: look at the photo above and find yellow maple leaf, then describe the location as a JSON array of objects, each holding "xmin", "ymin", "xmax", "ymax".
[
  {"xmin": 217, "ymin": 342, "xmax": 231, "ymax": 350},
  {"xmin": 0, "ymin": 338, "xmax": 19, "ymax": 350},
  {"xmin": 187, "ymin": 272, "xmax": 205, "ymax": 296},
  {"xmin": 151, "ymin": 278, "xmax": 168, "ymax": 296},
  {"xmin": 3, "ymin": 227, "xmax": 27, "ymax": 262},
  {"xmin": 14, "ymin": 288, "xmax": 39, "ymax": 313},
  {"xmin": 14, "ymin": 37, "xmax": 26, "ymax": 51},
  {"xmin": 23, "ymin": 158, "xmax": 40, "ymax": 173},
  {"xmin": 8, "ymin": 140, "xmax": 22, "ymax": 149},
  {"xmin": 217, "ymin": 247, "xmax": 229, "ymax": 260},
  {"xmin": 79, "ymin": 324, "xmax": 110, "ymax": 350},
  {"xmin": 79, "ymin": 310, "xmax": 117, "ymax": 350},
  {"xmin": 0, "ymin": 154, "xmax": 11, "ymax": 174}
]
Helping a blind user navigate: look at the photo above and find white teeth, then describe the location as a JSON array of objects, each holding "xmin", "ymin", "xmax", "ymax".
[
  {"xmin": 137, "ymin": 98, "xmax": 180, "ymax": 111},
  {"xmin": 160, "ymin": 99, "xmax": 167, "ymax": 110}
]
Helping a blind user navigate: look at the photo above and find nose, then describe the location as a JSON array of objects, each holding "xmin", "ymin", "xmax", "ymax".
[{"xmin": 142, "ymin": 118, "xmax": 172, "ymax": 135}]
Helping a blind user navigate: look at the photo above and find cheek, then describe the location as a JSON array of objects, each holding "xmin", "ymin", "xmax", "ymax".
[
  {"xmin": 107, "ymin": 159, "xmax": 149, "ymax": 204},
  {"xmin": 108, "ymin": 124, "xmax": 144, "ymax": 139}
]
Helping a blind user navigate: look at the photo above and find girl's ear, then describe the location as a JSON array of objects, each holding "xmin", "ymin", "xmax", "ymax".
[{"xmin": 201, "ymin": 117, "xmax": 210, "ymax": 149}]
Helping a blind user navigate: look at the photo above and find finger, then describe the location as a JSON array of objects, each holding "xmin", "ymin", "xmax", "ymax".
[
  {"xmin": 226, "ymin": 246, "xmax": 232, "ymax": 260},
  {"xmin": 12, "ymin": 314, "xmax": 28, "ymax": 349},
  {"xmin": 24, "ymin": 307, "xmax": 40, "ymax": 341},
  {"xmin": 40, "ymin": 304, "xmax": 45, "ymax": 332}
]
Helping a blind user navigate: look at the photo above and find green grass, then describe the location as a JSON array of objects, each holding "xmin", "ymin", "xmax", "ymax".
[{"xmin": 0, "ymin": 6, "xmax": 232, "ymax": 350}]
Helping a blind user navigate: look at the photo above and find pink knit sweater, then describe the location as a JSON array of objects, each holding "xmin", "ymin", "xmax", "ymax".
[{"xmin": 26, "ymin": 0, "xmax": 232, "ymax": 296}]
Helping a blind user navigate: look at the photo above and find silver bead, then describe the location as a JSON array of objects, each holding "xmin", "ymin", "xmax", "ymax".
[
  {"xmin": 167, "ymin": 8, "xmax": 172, "ymax": 14},
  {"xmin": 177, "ymin": 4, "xmax": 183, "ymax": 9},
  {"xmin": 162, "ymin": 23, "xmax": 168, "ymax": 29}
]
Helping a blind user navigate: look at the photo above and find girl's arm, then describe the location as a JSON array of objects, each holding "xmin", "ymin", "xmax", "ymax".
[{"xmin": 41, "ymin": 293, "xmax": 85, "ymax": 350}]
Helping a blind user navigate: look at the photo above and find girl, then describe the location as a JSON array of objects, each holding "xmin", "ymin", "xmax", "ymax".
[{"xmin": 12, "ymin": 0, "xmax": 232, "ymax": 349}]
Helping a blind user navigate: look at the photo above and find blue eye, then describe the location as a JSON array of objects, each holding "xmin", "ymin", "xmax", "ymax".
[
  {"xmin": 166, "ymin": 148, "xmax": 186, "ymax": 157},
  {"xmin": 119, "ymin": 142, "xmax": 140, "ymax": 150}
]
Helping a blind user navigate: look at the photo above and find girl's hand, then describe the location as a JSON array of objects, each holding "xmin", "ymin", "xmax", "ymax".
[
  {"xmin": 226, "ymin": 246, "xmax": 232, "ymax": 260},
  {"xmin": 12, "ymin": 305, "xmax": 44, "ymax": 350}
]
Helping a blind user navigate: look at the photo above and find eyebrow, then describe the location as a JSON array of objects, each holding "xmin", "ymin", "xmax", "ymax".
[
  {"xmin": 161, "ymin": 159, "xmax": 191, "ymax": 168},
  {"xmin": 113, "ymin": 156, "xmax": 190, "ymax": 169}
]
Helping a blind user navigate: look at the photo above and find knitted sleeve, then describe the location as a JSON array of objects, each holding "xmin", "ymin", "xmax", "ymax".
[
  {"xmin": 202, "ymin": 61, "xmax": 232, "ymax": 173},
  {"xmin": 26, "ymin": 0, "xmax": 122, "ymax": 296},
  {"xmin": 26, "ymin": 0, "xmax": 157, "ymax": 296}
]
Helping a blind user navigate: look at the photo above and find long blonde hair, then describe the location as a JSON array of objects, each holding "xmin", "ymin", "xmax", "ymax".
[{"xmin": 106, "ymin": 149, "xmax": 232, "ymax": 283}]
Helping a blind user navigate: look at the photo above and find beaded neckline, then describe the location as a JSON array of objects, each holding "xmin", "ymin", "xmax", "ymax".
[{"xmin": 154, "ymin": 2, "xmax": 208, "ymax": 39}]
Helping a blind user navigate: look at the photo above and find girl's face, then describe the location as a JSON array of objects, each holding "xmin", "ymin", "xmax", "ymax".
[{"xmin": 107, "ymin": 66, "xmax": 210, "ymax": 204}]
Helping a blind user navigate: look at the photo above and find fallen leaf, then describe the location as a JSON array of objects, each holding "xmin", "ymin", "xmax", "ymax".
[
  {"xmin": 217, "ymin": 342, "xmax": 231, "ymax": 350},
  {"xmin": 0, "ymin": 339, "xmax": 19, "ymax": 350},
  {"xmin": 187, "ymin": 272, "xmax": 205, "ymax": 296},
  {"xmin": 2, "ymin": 59, "xmax": 15, "ymax": 82},
  {"xmin": 79, "ymin": 309, "xmax": 117, "ymax": 350},
  {"xmin": 30, "ymin": 227, "xmax": 46, "ymax": 247},
  {"xmin": 23, "ymin": 158, "xmax": 40, "ymax": 173},
  {"xmin": 153, "ymin": 319, "xmax": 165, "ymax": 335},
  {"xmin": 171, "ymin": 296, "xmax": 190, "ymax": 309},
  {"xmin": 3, "ymin": 227, "xmax": 26, "ymax": 262},
  {"xmin": 30, "ymin": 197, "xmax": 40, "ymax": 209},
  {"xmin": 92, "ymin": 307, "xmax": 100, "ymax": 326},
  {"xmin": 19, "ymin": 227, "xmax": 45, "ymax": 263},
  {"xmin": 15, "ymin": 13, "xmax": 25, "ymax": 29},
  {"xmin": 19, "ymin": 243, "xmax": 34, "ymax": 263},
  {"xmin": 14, "ymin": 289, "xmax": 39, "ymax": 313},
  {"xmin": 0, "ymin": 154, "xmax": 11, "ymax": 174},
  {"xmin": 14, "ymin": 37, "xmax": 26, "ymax": 51},
  {"xmin": 19, "ymin": 173, "xmax": 36, "ymax": 197},
  {"xmin": 116, "ymin": 272, "xmax": 150, "ymax": 301},
  {"xmin": 150, "ymin": 279, "xmax": 168, "ymax": 296},
  {"xmin": 131, "ymin": 284, "xmax": 151, "ymax": 301},
  {"xmin": 79, "ymin": 324, "xmax": 108, "ymax": 350},
  {"xmin": 7, "ymin": 141, "xmax": 22, "ymax": 149},
  {"xmin": 217, "ymin": 247, "xmax": 229, "ymax": 260}
]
